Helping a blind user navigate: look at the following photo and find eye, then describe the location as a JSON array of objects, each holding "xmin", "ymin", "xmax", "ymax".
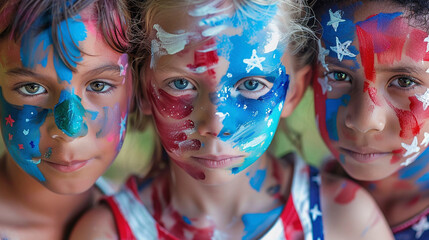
[
  {"xmin": 168, "ymin": 78, "xmax": 195, "ymax": 90},
  {"xmin": 87, "ymin": 81, "xmax": 113, "ymax": 93},
  {"xmin": 237, "ymin": 79, "xmax": 264, "ymax": 91},
  {"xmin": 390, "ymin": 76, "xmax": 418, "ymax": 89},
  {"xmin": 326, "ymin": 71, "xmax": 351, "ymax": 82},
  {"xmin": 17, "ymin": 83, "xmax": 47, "ymax": 96},
  {"xmin": 235, "ymin": 77, "xmax": 271, "ymax": 99}
]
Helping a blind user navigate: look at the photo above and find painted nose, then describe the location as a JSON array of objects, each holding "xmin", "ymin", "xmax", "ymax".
[
  {"xmin": 53, "ymin": 90, "xmax": 88, "ymax": 138},
  {"xmin": 345, "ymin": 91, "xmax": 386, "ymax": 133},
  {"xmin": 196, "ymin": 97, "xmax": 223, "ymax": 137}
]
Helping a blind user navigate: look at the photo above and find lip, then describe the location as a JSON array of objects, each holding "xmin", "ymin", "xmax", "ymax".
[
  {"xmin": 43, "ymin": 159, "xmax": 91, "ymax": 173},
  {"xmin": 340, "ymin": 147, "xmax": 391, "ymax": 163},
  {"xmin": 192, "ymin": 155, "xmax": 243, "ymax": 169}
]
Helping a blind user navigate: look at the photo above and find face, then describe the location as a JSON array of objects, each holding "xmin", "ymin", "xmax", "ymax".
[
  {"xmin": 315, "ymin": 1, "xmax": 429, "ymax": 181},
  {"xmin": 146, "ymin": 2, "xmax": 289, "ymax": 184},
  {"xmin": 0, "ymin": 7, "xmax": 131, "ymax": 194}
]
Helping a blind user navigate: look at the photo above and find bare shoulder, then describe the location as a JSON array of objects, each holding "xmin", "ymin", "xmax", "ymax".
[
  {"xmin": 69, "ymin": 204, "xmax": 118, "ymax": 240},
  {"xmin": 320, "ymin": 173, "xmax": 393, "ymax": 240}
]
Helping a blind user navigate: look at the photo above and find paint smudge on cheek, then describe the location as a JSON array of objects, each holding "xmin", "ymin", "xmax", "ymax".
[
  {"xmin": 334, "ymin": 181, "xmax": 360, "ymax": 204},
  {"xmin": 172, "ymin": 157, "xmax": 205, "ymax": 180},
  {"xmin": 148, "ymin": 84, "xmax": 201, "ymax": 154},
  {"xmin": 387, "ymin": 100, "xmax": 420, "ymax": 139},
  {"xmin": 398, "ymin": 149, "xmax": 429, "ymax": 183},
  {"xmin": 94, "ymin": 104, "xmax": 127, "ymax": 151},
  {"xmin": 391, "ymin": 149, "xmax": 405, "ymax": 164},
  {"xmin": 21, "ymin": 14, "xmax": 87, "ymax": 83},
  {"xmin": 0, "ymin": 88, "xmax": 49, "ymax": 182},
  {"xmin": 325, "ymin": 94, "xmax": 350, "ymax": 141}
]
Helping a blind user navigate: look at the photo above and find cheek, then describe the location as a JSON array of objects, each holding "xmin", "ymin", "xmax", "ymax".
[
  {"xmin": 91, "ymin": 103, "xmax": 127, "ymax": 150},
  {"xmin": 148, "ymin": 85, "xmax": 201, "ymax": 153},
  {"xmin": 0, "ymin": 91, "xmax": 49, "ymax": 182}
]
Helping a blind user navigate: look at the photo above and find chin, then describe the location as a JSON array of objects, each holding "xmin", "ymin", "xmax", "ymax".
[
  {"xmin": 342, "ymin": 163, "xmax": 397, "ymax": 182},
  {"xmin": 41, "ymin": 178, "xmax": 94, "ymax": 195}
]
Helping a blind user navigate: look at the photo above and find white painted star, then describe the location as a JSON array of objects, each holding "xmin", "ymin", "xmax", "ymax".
[
  {"xmin": 310, "ymin": 204, "xmax": 322, "ymax": 221},
  {"xmin": 412, "ymin": 216, "xmax": 429, "ymax": 239},
  {"xmin": 318, "ymin": 76, "xmax": 332, "ymax": 94},
  {"xmin": 243, "ymin": 49, "xmax": 265, "ymax": 73},
  {"xmin": 327, "ymin": 9, "xmax": 346, "ymax": 32},
  {"xmin": 416, "ymin": 89, "xmax": 429, "ymax": 111},
  {"xmin": 422, "ymin": 132, "xmax": 429, "ymax": 148},
  {"xmin": 402, "ymin": 136, "xmax": 420, "ymax": 157},
  {"xmin": 317, "ymin": 39, "xmax": 330, "ymax": 71},
  {"xmin": 401, "ymin": 153, "xmax": 419, "ymax": 167},
  {"xmin": 312, "ymin": 174, "xmax": 321, "ymax": 186},
  {"xmin": 330, "ymin": 37, "xmax": 356, "ymax": 62},
  {"xmin": 424, "ymin": 35, "xmax": 429, "ymax": 52}
]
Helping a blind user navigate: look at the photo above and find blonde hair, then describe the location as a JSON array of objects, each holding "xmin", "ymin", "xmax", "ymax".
[{"xmin": 128, "ymin": 0, "xmax": 317, "ymax": 130}]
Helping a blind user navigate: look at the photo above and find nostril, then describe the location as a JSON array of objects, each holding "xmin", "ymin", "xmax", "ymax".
[{"xmin": 223, "ymin": 132, "xmax": 231, "ymax": 136}]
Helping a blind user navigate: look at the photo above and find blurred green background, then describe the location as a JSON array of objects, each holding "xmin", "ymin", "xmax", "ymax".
[{"xmin": 105, "ymin": 88, "xmax": 330, "ymax": 184}]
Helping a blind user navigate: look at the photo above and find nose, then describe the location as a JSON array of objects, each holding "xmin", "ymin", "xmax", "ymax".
[
  {"xmin": 196, "ymin": 96, "xmax": 224, "ymax": 137},
  {"xmin": 344, "ymin": 90, "xmax": 386, "ymax": 133},
  {"xmin": 52, "ymin": 90, "xmax": 88, "ymax": 139}
]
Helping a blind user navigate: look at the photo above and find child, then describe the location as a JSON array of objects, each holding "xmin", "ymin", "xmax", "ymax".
[
  {"xmin": 313, "ymin": 0, "xmax": 429, "ymax": 238},
  {"xmin": 0, "ymin": 0, "xmax": 131, "ymax": 238},
  {"xmin": 71, "ymin": 0, "xmax": 393, "ymax": 239}
]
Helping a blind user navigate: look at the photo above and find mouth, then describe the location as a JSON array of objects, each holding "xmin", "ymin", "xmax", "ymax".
[
  {"xmin": 42, "ymin": 159, "xmax": 92, "ymax": 173},
  {"xmin": 340, "ymin": 147, "xmax": 391, "ymax": 163},
  {"xmin": 192, "ymin": 155, "xmax": 244, "ymax": 169}
]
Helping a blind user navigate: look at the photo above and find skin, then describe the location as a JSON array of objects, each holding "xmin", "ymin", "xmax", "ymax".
[
  {"xmin": 0, "ymin": 5, "xmax": 131, "ymax": 239},
  {"xmin": 315, "ymin": 1, "xmax": 429, "ymax": 226},
  {"xmin": 71, "ymin": 1, "xmax": 393, "ymax": 239}
]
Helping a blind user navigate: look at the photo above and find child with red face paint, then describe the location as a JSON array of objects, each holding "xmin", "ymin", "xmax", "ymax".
[
  {"xmin": 0, "ymin": 0, "xmax": 131, "ymax": 239},
  {"xmin": 71, "ymin": 0, "xmax": 392, "ymax": 239},
  {"xmin": 313, "ymin": 0, "xmax": 429, "ymax": 239}
]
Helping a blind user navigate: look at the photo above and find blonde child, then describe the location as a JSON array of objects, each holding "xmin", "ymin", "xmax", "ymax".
[
  {"xmin": 0, "ymin": 0, "xmax": 131, "ymax": 239},
  {"xmin": 72, "ymin": 0, "xmax": 393, "ymax": 239},
  {"xmin": 313, "ymin": 0, "xmax": 429, "ymax": 238}
]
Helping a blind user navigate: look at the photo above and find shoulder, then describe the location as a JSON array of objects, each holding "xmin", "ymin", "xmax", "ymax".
[
  {"xmin": 320, "ymin": 173, "xmax": 393, "ymax": 240},
  {"xmin": 69, "ymin": 204, "xmax": 118, "ymax": 240}
]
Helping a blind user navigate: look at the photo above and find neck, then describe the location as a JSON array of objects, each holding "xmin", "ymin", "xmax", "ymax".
[
  {"xmin": 147, "ymin": 153, "xmax": 290, "ymax": 236},
  {"xmin": 0, "ymin": 153, "xmax": 94, "ymax": 229},
  {"xmin": 363, "ymin": 153, "xmax": 429, "ymax": 226}
]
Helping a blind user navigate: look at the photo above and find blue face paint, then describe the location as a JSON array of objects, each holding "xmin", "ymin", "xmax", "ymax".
[
  {"xmin": 200, "ymin": 3, "xmax": 289, "ymax": 174},
  {"xmin": 247, "ymin": 168, "xmax": 267, "ymax": 192},
  {"xmin": 320, "ymin": 3, "xmax": 361, "ymax": 68},
  {"xmin": 242, "ymin": 206, "xmax": 283, "ymax": 240},
  {"xmin": 325, "ymin": 94, "xmax": 350, "ymax": 141},
  {"xmin": 20, "ymin": 13, "xmax": 87, "ymax": 83},
  {"xmin": 0, "ymin": 88, "xmax": 49, "ymax": 181},
  {"xmin": 398, "ymin": 149, "xmax": 429, "ymax": 190},
  {"xmin": 54, "ymin": 89, "xmax": 88, "ymax": 137}
]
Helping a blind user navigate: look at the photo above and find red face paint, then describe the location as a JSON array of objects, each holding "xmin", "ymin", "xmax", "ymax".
[
  {"xmin": 356, "ymin": 25, "xmax": 375, "ymax": 82},
  {"xmin": 387, "ymin": 100, "xmax": 420, "ymax": 139},
  {"xmin": 390, "ymin": 149, "xmax": 405, "ymax": 164},
  {"xmin": 363, "ymin": 81, "xmax": 380, "ymax": 106},
  {"xmin": 334, "ymin": 181, "xmax": 360, "ymax": 204},
  {"xmin": 186, "ymin": 38, "xmax": 219, "ymax": 81},
  {"xmin": 406, "ymin": 29, "xmax": 429, "ymax": 62},
  {"xmin": 149, "ymin": 88, "xmax": 194, "ymax": 120}
]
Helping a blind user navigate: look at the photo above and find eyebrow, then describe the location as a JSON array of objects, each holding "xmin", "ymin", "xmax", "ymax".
[
  {"xmin": 6, "ymin": 67, "xmax": 52, "ymax": 80},
  {"xmin": 375, "ymin": 66, "xmax": 424, "ymax": 74},
  {"xmin": 325, "ymin": 57, "xmax": 358, "ymax": 72},
  {"xmin": 83, "ymin": 65, "xmax": 122, "ymax": 78}
]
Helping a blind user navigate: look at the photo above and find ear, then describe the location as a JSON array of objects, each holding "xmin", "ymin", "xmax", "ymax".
[{"xmin": 281, "ymin": 63, "xmax": 313, "ymax": 118}]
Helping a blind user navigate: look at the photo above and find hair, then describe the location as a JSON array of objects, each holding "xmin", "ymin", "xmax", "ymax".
[
  {"xmin": 0, "ymin": 0, "xmax": 129, "ymax": 71},
  {"xmin": 313, "ymin": 0, "xmax": 429, "ymax": 32},
  {"xmin": 127, "ymin": 0, "xmax": 318, "ymax": 176}
]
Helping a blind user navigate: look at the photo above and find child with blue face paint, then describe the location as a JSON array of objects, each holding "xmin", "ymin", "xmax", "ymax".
[
  {"xmin": 0, "ymin": 0, "xmax": 131, "ymax": 239},
  {"xmin": 313, "ymin": 0, "xmax": 429, "ymax": 239},
  {"xmin": 71, "ymin": 0, "xmax": 392, "ymax": 239}
]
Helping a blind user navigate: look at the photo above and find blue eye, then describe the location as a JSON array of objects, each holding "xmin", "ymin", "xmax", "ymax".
[
  {"xmin": 168, "ymin": 78, "xmax": 194, "ymax": 90},
  {"xmin": 327, "ymin": 71, "xmax": 351, "ymax": 82},
  {"xmin": 17, "ymin": 83, "xmax": 47, "ymax": 96},
  {"xmin": 237, "ymin": 79, "xmax": 264, "ymax": 91}
]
